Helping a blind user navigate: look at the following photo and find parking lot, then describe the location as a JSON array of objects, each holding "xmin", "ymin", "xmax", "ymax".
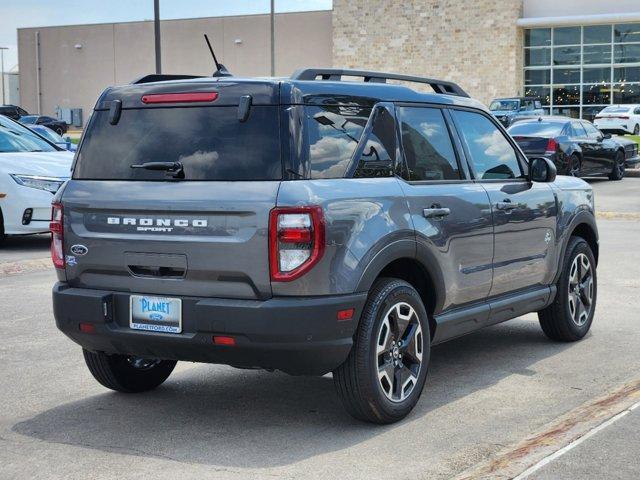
[{"xmin": 1, "ymin": 177, "xmax": 639, "ymax": 480}]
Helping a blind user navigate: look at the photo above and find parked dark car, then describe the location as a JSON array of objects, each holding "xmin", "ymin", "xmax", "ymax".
[
  {"xmin": 489, "ymin": 97, "xmax": 544, "ymax": 127},
  {"xmin": 19, "ymin": 115, "xmax": 69, "ymax": 135},
  {"xmin": 611, "ymin": 135, "xmax": 640, "ymax": 169},
  {"xmin": 26, "ymin": 124, "xmax": 77, "ymax": 152},
  {"xmin": 508, "ymin": 116, "xmax": 634, "ymax": 180},
  {"xmin": 0, "ymin": 104, "xmax": 29, "ymax": 121}
]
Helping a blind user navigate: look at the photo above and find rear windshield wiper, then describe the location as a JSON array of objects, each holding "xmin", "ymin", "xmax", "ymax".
[{"xmin": 130, "ymin": 161, "xmax": 184, "ymax": 179}]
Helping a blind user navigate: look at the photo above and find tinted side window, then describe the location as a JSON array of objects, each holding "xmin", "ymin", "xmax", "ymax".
[
  {"xmin": 451, "ymin": 110, "xmax": 523, "ymax": 180},
  {"xmin": 353, "ymin": 107, "xmax": 396, "ymax": 178},
  {"xmin": 582, "ymin": 122, "xmax": 602, "ymax": 139},
  {"xmin": 306, "ymin": 105, "xmax": 370, "ymax": 179},
  {"xmin": 571, "ymin": 122, "xmax": 587, "ymax": 137},
  {"xmin": 397, "ymin": 106, "xmax": 460, "ymax": 181}
]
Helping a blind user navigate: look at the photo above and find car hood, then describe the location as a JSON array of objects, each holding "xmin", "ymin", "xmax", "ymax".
[{"xmin": 0, "ymin": 151, "xmax": 74, "ymax": 178}]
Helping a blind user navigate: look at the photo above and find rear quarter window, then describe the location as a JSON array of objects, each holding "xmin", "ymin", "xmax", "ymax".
[{"xmin": 73, "ymin": 106, "xmax": 282, "ymax": 181}]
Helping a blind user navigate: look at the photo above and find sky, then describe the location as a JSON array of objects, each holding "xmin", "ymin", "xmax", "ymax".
[{"xmin": 0, "ymin": 0, "xmax": 332, "ymax": 72}]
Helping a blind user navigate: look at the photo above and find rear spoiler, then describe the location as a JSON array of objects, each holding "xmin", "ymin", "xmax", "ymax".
[{"xmin": 131, "ymin": 74, "xmax": 204, "ymax": 85}]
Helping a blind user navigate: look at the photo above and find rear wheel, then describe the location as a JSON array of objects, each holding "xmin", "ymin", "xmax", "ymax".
[
  {"xmin": 633, "ymin": 124, "xmax": 639, "ymax": 135},
  {"xmin": 609, "ymin": 151, "xmax": 625, "ymax": 181},
  {"xmin": 83, "ymin": 349, "xmax": 177, "ymax": 393},
  {"xmin": 333, "ymin": 278, "xmax": 430, "ymax": 424},
  {"xmin": 538, "ymin": 237, "xmax": 597, "ymax": 342},
  {"xmin": 0, "ymin": 208, "xmax": 6, "ymax": 246},
  {"xmin": 568, "ymin": 154, "xmax": 581, "ymax": 177}
]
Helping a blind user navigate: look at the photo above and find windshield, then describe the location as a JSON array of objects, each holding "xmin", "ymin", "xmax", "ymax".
[
  {"xmin": 0, "ymin": 115, "xmax": 58, "ymax": 152},
  {"xmin": 31, "ymin": 126, "xmax": 64, "ymax": 143},
  {"xmin": 20, "ymin": 115, "xmax": 38, "ymax": 124},
  {"xmin": 490, "ymin": 100, "xmax": 520, "ymax": 111},
  {"xmin": 73, "ymin": 106, "xmax": 282, "ymax": 181},
  {"xmin": 508, "ymin": 122, "xmax": 564, "ymax": 137}
]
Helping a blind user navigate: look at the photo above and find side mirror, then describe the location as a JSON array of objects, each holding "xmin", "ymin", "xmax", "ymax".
[
  {"xmin": 529, "ymin": 157, "xmax": 557, "ymax": 183},
  {"xmin": 603, "ymin": 133, "xmax": 612, "ymax": 139}
]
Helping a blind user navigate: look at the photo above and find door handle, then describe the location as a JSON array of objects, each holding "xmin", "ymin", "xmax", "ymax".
[
  {"xmin": 496, "ymin": 199, "xmax": 517, "ymax": 211},
  {"xmin": 423, "ymin": 206, "xmax": 451, "ymax": 218}
]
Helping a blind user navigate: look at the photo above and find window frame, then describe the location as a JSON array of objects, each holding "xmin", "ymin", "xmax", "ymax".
[
  {"xmin": 447, "ymin": 106, "xmax": 529, "ymax": 183},
  {"xmin": 393, "ymin": 103, "xmax": 468, "ymax": 184}
]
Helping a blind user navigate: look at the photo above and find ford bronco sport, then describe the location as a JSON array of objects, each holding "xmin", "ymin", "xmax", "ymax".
[{"xmin": 52, "ymin": 68, "xmax": 598, "ymax": 424}]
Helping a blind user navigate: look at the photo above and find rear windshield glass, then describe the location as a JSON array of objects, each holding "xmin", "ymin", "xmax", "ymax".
[
  {"xmin": 600, "ymin": 106, "xmax": 631, "ymax": 113},
  {"xmin": 508, "ymin": 122, "xmax": 564, "ymax": 137},
  {"xmin": 73, "ymin": 106, "xmax": 281, "ymax": 181}
]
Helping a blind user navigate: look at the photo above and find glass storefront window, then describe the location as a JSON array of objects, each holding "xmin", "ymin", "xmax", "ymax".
[
  {"xmin": 583, "ymin": 67, "xmax": 611, "ymax": 84},
  {"xmin": 552, "ymin": 107, "xmax": 580, "ymax": 119},
  {"xmin": 554, "ymin": 67, "xmax": 580, "ymax": 84},
  {"xmin": 553, "ymin": 85, "xmax": 580, "ymax": 105},
  {"xmin": 524, "ymin": 86, "xmax": 551, "ymax": 105},
  {"xmin": 554, "ymin": 27, "xmax": 581, "ymax": 45},
  {"xmin": 525, "ymin": 28, "xmax": 551, "ymax": 47},
  {"xmin": 554, "ymin": 46, "xmax": 580, "ymax": 65},
  {"xmin": 613, "ymin": 83, "xmax": 640, "ymax": 104},
  {"xmin": 583, "ymin": 25, "xmax": 611, "ymax": 44},
  {"xmin": 615, "ymin": 67, "xmax": 640, "ymax": 83},
  {"xmin": 524, "ymin": 69, "xmax": 551, "ymax": 85},
  {"xmin": 614, "ymin": 44, "xmax": 640, "ymax": 63},
  {"xmin": 525, "ymin": 48, "xmax": 551, "ymax": 66},
  {"xmin": 614, "ymin": 23, "xmax": 640, "ymax": 43},
  {"xmin": 582, "ymin": 84, "xmax": 611, "ymax": 104},
  {"xmin": 583, "ymin": 45, "xmax": 611, "ymax": 64}
]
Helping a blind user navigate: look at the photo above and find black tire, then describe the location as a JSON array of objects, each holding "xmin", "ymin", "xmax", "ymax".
[
  {"xmin": 83, "ymin": 349, "xmax": 177, "ymax": 393},
  {"xmin": 567, "ymin": 154, "xmax": 581, "ymax": 177},
  {"xmin": 538, "ymin": 237, "xmax": 597, "ymax": 342},
  {"xmin": 333, "ymin": 278, "xmax": 430, "ymax": 424},
  {"xmin": 609, "ymin": 151, "xmax": 625, "ymax": 181},
  {"xmin": 0, "ymin": 208, "xmax": 6, "ymax": 246},
  {"xmin": 633, "ymin": 124, "xmax": 639, "ymax": 135}
]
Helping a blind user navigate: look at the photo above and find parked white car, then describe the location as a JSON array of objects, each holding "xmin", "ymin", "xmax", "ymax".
[
  {"xmin": 0, "ymin": 115, "xmax": 73, "ymax": 243},
  {"xmin": 594, "ymin": 105, "xmax": 640, "ymax": 135}
]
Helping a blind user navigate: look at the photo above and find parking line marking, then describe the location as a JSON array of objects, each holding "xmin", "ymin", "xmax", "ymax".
[{"xmin": 513, "ymin": 401, "xmax": 639, "ymax": 479}]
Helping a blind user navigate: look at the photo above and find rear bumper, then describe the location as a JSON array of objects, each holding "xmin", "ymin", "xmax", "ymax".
[{"xmin": 52, "ymin": 283, "xmax": 367, "ymax": 375}]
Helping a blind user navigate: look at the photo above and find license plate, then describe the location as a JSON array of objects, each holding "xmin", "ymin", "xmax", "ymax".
[{"xmin": 130, "ymin": 295, "xmax": 182, "ymax": 333}]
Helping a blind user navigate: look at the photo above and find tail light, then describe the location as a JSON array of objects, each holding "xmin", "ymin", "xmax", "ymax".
[
  {"xmin": 545, "ymin": 138, "xmax": 558, "ymax": 155},
  {"xmin": 141, "ymin": 92, "xmax": 218, "ymax": 104},
  {"xmin": 50, "ymin": 203, "xmax": 64, "ymax": 269},
  {"xmin": 269, "ymin": 206, "xmax": 325, "ymax": 281}
]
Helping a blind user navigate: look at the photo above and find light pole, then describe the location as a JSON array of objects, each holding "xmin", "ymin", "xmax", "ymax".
[
  {"xmin": 0, "ymin": 47, "xmax": 7, "ymax": 105},
  {"xmin": 154, "ymin": 0, "xmax": 161, "ymax": 74}
]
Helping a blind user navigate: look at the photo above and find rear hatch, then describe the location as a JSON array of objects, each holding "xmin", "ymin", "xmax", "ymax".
[{"xmin": 62, "ymin": 80, "xmax": 282, "ymax": 300}]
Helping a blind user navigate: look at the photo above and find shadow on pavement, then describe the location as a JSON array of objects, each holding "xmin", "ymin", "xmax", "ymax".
[
  {"xmin": 0, "ymin": 234, "xmax": 50, "ymax": 255},
  {"xmin": 13, "ymin": 319, "xmax": 575, "ymax": 468}
]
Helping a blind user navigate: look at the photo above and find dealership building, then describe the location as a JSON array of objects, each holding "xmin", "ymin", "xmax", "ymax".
[{"xmin": 16, "ymin": 0, "xmax": 640, "ymax": 126}]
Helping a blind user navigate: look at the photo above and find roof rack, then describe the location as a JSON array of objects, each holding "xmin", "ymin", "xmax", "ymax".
[
  {"xmin": 131, "ymin": 74, "xmax": 204, "ymax": 85},
  {"xmin": 290, "ymin": 68, "xmax": 469, "ymax": 97}
]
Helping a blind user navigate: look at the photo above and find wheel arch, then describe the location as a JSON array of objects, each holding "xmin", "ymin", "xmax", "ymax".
[{"xmin": 571, "ymin": 222, "xmax": 599, "ymax": 265}]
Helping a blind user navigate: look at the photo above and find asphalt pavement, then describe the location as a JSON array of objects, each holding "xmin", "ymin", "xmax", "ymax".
[{"xmin": 1, "ymin": 178, "xmax": 639, "ymax": 479}]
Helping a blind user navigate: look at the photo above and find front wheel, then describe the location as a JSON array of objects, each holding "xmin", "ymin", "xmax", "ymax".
[
  {"xmin": 609, "ymin": 151, "xmax": 625, "ymax": 181},
  {"xmin": 633, "ymin": 124, "xmax": 639, "ymax": 135},
  {"xmin": 333, "ymin": 278, "xmax": 430, "ymax": 424},
  {"xmin": 538, "ymin": 237, "xmax": 597, "ymax": 342},
  {"xmin": 83, "ymin": 349, "xmax": 177, "ymax": 393}
]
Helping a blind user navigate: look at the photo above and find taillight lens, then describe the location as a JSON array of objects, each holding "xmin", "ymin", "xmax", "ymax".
[
  {"xmin": 269, "ymin": 206, "xmax": 325, "ymax": 281},
  {"xmin": 50, "ymin": 202, "xmax": 64, "ymax": 269},
  {"xmin": 545, "ymin": 138, "xmax": 558, "ymax": 155}
]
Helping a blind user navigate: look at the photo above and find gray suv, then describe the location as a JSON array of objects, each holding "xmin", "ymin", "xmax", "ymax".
[{"xmin": 52, "ymin": 69, "xmax": 599, "ymax": 423}]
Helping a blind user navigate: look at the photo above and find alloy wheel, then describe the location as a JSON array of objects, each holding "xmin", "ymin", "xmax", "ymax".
[
  {"xmin": 568, "ymin": 253, "xmax": 594, "ymax": 326},
  {"xmin": 376, "ymin": 302, "xmax": 424, "ymax": 402},
  {"xmin": 569, "ymin": 156, "xmax": 580, "ymax": 176}
]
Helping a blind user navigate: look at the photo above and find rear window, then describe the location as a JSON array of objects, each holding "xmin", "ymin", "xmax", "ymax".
[
  {"xmin": 508, "ymin": 122, "xmax": 565, "ymax": 137},
  {"xmin": 73, "ymin": 106, "xmax": 281, "ymax": 181}
]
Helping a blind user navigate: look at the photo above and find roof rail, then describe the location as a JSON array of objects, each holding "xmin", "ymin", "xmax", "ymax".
[
  {"xmin": 290, "ymin": 68, "xmax": 469, "ymax": 97},
  {"xmin": 131, "ymin": 74, "xmax": 204, "ymax": 85}
]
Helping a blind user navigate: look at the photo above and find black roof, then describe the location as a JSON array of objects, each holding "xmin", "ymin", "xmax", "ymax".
[{"xmin": 96, "ymin": 70, "xmax": 486, "ymax": 111}]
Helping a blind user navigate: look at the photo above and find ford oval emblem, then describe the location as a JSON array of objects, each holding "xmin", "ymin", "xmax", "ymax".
[{"xmin": 70, "ymin": 244, "xmax": 88, "ymax": 256}]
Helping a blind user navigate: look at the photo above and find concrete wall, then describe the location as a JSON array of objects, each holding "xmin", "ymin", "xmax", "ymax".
[
  {"xmin": 18, "ymin": 10, "xmax": 332, "ymax": 124},
  {"xmin": 332, "ymin": 0, "xmax": 524, "ymax": 106}
]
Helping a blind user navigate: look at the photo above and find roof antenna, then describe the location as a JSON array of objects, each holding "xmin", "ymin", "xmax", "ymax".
[{"xmin": 204, "ymin": 34, "xmax": 232, "ymax": 77}]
